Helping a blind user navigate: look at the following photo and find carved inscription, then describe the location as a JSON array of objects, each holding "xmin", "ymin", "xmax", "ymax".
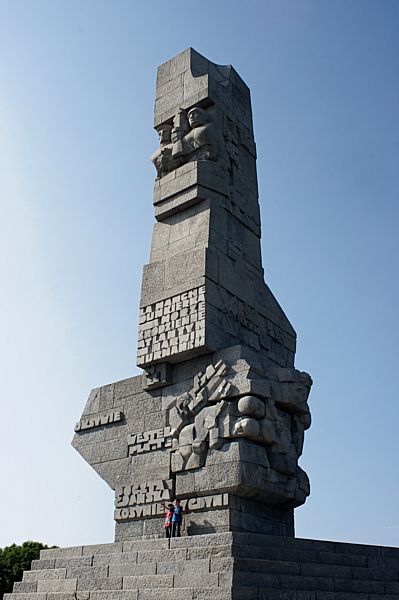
[
  {"xmin": 115, "ymin": 479, "xmax": 174, "ymax": 508},
  {"xmin": 115, "ymin": 503, "xmax": 165, "ymax": 521},
  {"xmin": 74, "ymin": 411, "xmax": 124, "ymax": 432},
  {"xmin": 128, "ymin": 426, "xmax": 172, "ymax": 456},
  {"xmin": 114, "ymin": 492, "xmax": 229, "ymax": 521},
  {"xmin": 137, "ymin": 286, "xmax": 206, "ymax": 365}
]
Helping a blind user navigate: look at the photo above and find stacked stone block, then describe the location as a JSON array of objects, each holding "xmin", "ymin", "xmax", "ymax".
[
  {"xmin": 73, "ymin": 351, "xmax": 313, "ymax": 542},
  {"xmin": 7, "ymin": 533, "xmax": 399, "ymax": 600},
  {"xmin": 8, "ymin": 48, "xmax": 398, "ymax": 600},
  {"xmin": 142, "ymin": 48, "xmax": 296, "ymax": 373},
  {"xmin": 72, "ymin": 51, "xmax": 314, "ymax": 541}
]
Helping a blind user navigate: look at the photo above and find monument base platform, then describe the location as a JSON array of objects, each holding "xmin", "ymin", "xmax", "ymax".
[
  {"xmin": 115, "ymin": 495, "xmax": 295, "ymax": 541},
  {"xmin": 6, "ymin": 532, "xmax": 399, "ymax": 600}
]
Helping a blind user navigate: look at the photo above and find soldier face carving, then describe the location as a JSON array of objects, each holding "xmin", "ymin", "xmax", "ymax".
[
  {"xmin": 158, "ymin": 125, "xmax": 172, "ymax": 145},
  {"xmin": 187, "ymin": 107, "xmax": 209, "ymax": 129}
]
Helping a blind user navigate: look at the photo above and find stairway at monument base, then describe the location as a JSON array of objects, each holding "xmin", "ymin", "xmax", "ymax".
[{"xmin": 6, "ymin": 533, "xmax": 399, "ymax": 600}]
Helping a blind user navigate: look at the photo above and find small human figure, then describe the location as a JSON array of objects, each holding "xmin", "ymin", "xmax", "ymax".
[
  {"xmin": 164, "ymin": 502, "xmax": 174, "ymax": 538},
  {"xmin": 170, "ymin": 108, "xmax": 190, "ymax": 160},
  {"xmin": 179, "ymin": 107, "xmax": 220, "ymax": 162},
  {"xmin": 150, "ymin": 124, "xmax": 179, "ymax": 179},
  {"xmin": 151, "ymin": 107, "xmax": 226, "ymax": 179},
  {"xmin": 171, "ymin": 498, "xmax": 183, "ymax": 537}
]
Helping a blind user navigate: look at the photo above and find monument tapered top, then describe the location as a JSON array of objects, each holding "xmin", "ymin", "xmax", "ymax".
[{"xmin": 154, "ymin": 48, "xmax": 254, "ymax": 135}]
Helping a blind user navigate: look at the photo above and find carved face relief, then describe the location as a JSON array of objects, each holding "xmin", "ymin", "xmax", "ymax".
[
  {"xmin": 74, "ymin": 357, "xmax": 313, "ymax": 528},
  {"xmin": 158, "ymin": 125, "xmax": 172, "ymax": 145},
  {"xmin": 187, "ymin": 107, "xmax": 209, "ymax": 129},
  {"xmin": 233, "ymin": 417, "xmax": 260, "ymax": 440}
]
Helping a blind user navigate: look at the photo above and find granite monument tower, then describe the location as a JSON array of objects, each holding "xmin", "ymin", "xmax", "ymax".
[
  {"xmin": 73, "ymin": 47, "xmax": 312, "ymax": 540},
  {"xmin": 8, "ymin": 50, "xmax": 398, "ymax": 600}
]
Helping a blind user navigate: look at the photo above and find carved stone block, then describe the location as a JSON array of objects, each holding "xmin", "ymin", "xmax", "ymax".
[
  {"xmin": 143, "ymin": 363, "xmax": 172, "ymax": 390},
  {"xmin": 72, "ymin": 49, "xmax": 313, "ymax": 541}
]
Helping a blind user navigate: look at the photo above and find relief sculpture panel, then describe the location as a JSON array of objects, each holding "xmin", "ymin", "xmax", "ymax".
[
  {"xmin": 151, "ymin": 106, "xmax": 225, "ymax": 179},
  {"xmin": 124, "ymin": 358, "xmax": 313, "ymax": 510},
  {"xmin": 72, "ymin": 49, "xmax": 314, "ymax": 539}
]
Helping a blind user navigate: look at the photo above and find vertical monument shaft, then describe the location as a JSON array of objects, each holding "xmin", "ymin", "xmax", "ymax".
[
  {"xmin": 72, "ymin": 48, "xmax": 312, "ymax": 540},
  {"xmin": 140, "ymin": 48, "xmax": 296, "ymax": 375}
]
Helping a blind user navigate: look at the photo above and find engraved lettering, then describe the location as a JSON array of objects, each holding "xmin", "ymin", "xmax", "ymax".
[
  {"xmin": 114, "ymin": 493, "xmax": 230, "ymax": 522},
  {"xmin": 75, "ymin": 411, "xmax": 124, "ymax": 433},
  {"xmin": 137, "ymin": 286, "xmax": 206, "ymax": 366}
]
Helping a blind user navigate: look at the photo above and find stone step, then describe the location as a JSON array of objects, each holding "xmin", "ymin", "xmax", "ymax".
[
  {"xmin": 234, "ymin": 532, "xmax": 399, "ymax": 559},
  {"xmin": 17, "ymin": 559, "xmax": 399, "ymax": 597},
  {"xmin": 29, "ymin": 534, "xmax": 398, "ymax": 590},
  {"xmin": 8, "ymin": 534, "xmax": 398, "ymax": 600},
  {"xmin": 232, "ymin": 569, "xmax": 399, "ymax": 594},
  {"xmin": 37, "ymin": 532, "xmax": 399, "ymax": 563},
  {"xmin": 5, "ymin": 588, "xmax": 235, "ymax": 600},
  {"xmin": 26, "ymin": 553, "xmax": 399, "ymax": 580},
  {"xmin": 7, "ymin": 572, "xmax": 399, "ymax": 599},
  {"xmin": 31, "ymin": 545, "xmax": 399, "ymax": 582},
  {"xmin": 11, "ymin": 571, "xmax": 229, "ymax": 592},
  {"xmin": 232, "ymin": 542, "xmax": 399, "ymax": 570},
  {"xmin": 37, "ymin": 533, "xmax": 235, "ymax": 561}
]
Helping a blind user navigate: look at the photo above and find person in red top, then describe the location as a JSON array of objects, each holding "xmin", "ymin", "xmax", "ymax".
[{"xmin": 164, "ymin": 503, "xmax": 174, "ymax": 538}]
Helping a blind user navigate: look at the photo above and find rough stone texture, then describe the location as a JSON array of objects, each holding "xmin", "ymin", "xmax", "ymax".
[
  {"xmin": 6, "ymin": 534, "xmax": 399, "ymax": 600},
  {"xmin": 73, "ymin": 355, "xmax": 312, "ymax": 540},
  {"xmin": 142, "ymin": 48, "xmax": 296, "ymax": 371},
  {"xmin": 31, "ymin": 46, "xmax": 396, "ymax": 600},
  {"xmin": 70, "ymin": 48, "xmax": 316, "ymax": 541}
]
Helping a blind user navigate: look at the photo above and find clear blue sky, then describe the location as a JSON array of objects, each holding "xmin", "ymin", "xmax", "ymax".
[{"xmin": 1, "ymin": 0, "xmax": 398, "ymax": 549}]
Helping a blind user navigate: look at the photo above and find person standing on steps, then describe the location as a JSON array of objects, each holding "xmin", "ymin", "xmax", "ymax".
[
  {"xmin": 164, "ymin": 502, "xmax": 174, "ymax": 538},
  {"xmin": 171, "ymin": 498, "xmax": 182, "ymax": 537}
]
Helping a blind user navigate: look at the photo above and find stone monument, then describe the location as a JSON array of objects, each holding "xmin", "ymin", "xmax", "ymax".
[
  {"xmin": 7, "ymin": 49, "xmax": 399, "ymax": 600},
  {"xmin": 73, "ymin": 46, "xmax": 313, "ymax": 541}
]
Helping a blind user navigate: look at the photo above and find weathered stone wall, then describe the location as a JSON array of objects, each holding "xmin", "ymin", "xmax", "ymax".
[
  {"xmin": 73, "ymin": 354, "xmax": 311, "ymax": 540},
  {"xmin": 7, "ymin": 533, "xmax": 399, "ymax": 600},
  {"xmin": 73, "ymin": 48, "xmax": 313, "ymax": 540},
  {"xmin": 142, "ymin": 48, "xmax": 296, "ymax": 371}
]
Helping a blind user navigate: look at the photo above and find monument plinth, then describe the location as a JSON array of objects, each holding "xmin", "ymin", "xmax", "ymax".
[
  {"xmin": 72, "ymin": 47, "xmax": 312, "ymax": 541},
  {"xmin": 7, "ymin": 48, "xmax": 399, "ymax": 600}
]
